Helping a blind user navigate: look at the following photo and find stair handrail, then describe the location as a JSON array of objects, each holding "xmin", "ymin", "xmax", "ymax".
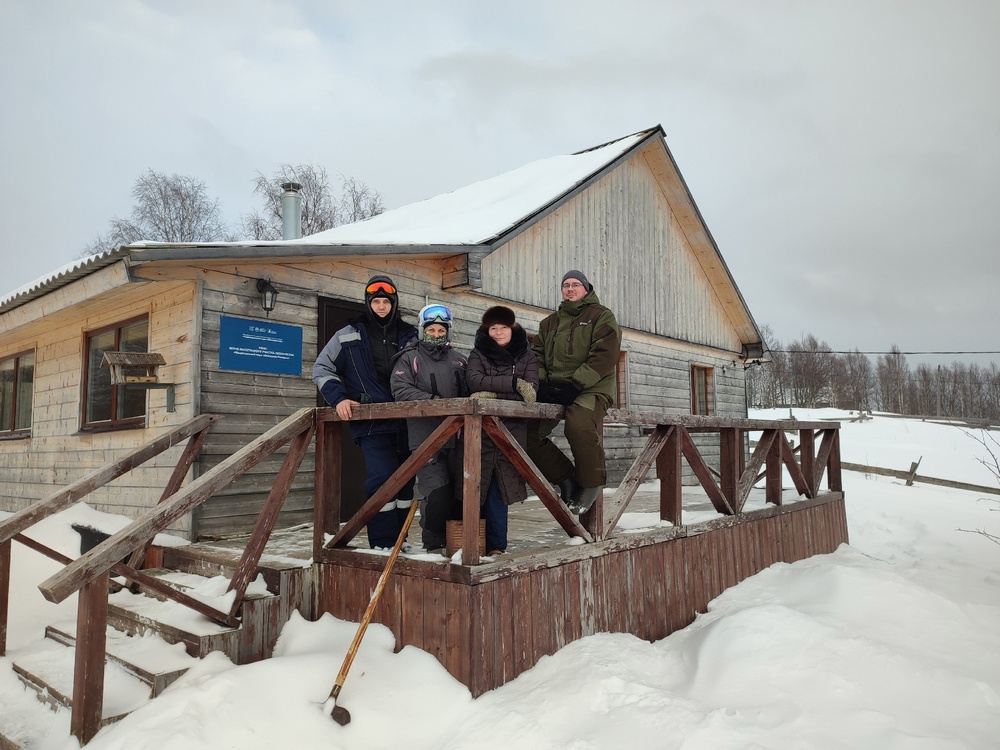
[
  {"xmin": 37, "ymin": 407, "xmax": 315, "ymax": 605},
  {"xmin": 0, "ymin": 414, "xmax": 218, "ymax": 547},
  {"xmin": 2, "ymin": 407, "xmax": 313, "ymax": 744}
]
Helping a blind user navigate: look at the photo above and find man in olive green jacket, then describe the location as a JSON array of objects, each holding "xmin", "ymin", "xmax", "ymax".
[{"xmin": 529, "ymin": 270, "xmax": 622, "ymax": 514}]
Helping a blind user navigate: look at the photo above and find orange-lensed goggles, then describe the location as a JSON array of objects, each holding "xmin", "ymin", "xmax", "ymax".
[{"xmin": 365, "ymin": 281, "xmax": 396, "ymax": 295}]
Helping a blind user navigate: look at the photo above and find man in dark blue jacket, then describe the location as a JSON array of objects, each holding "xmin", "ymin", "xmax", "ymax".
[{"xmin": 312, "ymin": 275, "xmax": 418, "ymax": 548}]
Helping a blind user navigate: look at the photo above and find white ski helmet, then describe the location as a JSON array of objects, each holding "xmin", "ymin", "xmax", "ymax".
[{"xmin": 418, "ymin": 303, "xmax": 454, "ymax": 338}]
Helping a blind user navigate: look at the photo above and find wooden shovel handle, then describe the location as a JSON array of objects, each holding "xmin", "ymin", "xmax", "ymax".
[{"xmin": 329, "ymin": 500, "xmax": 419, "ymax": 700}]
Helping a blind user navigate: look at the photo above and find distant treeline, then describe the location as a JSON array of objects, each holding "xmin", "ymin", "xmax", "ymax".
[{"xmin": 745, "ymin": 328, "xmax": 1000, "ymax": 421}]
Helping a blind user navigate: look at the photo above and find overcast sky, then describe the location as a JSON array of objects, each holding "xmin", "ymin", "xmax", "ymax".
[{"xmin": 2, "ymin": 0, "xmax": 998, "ymax": 367}]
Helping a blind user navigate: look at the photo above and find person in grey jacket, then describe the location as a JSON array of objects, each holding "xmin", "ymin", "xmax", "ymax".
[
  {"xmin": 390, "ymin": 303, "xmax": 469, "ymax": 551},
  {"xmin": 466, "ymin": 305, "xmax": 539, "ymax": 553}
]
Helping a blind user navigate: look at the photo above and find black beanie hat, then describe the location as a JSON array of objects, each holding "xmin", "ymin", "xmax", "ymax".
[
  {"xmin": 481, "ymin": 305, "xmax": 516, "ymax": 329},
  {"xmin": 364, "ymin": 274, "xmax": 398, "ymax": 323},
  {"xmin": 562, "ymin": 269, "xmax": 591, "ymax": 291}
]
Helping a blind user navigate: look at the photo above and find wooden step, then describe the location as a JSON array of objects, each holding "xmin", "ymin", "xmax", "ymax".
[
  {"xmin": 106, "ymin": 586, "xmax": 242, "ymax": 660},
  {"xmin": 45, "ymin": 621, "xmax": 196, "ymax": 697},
  {"xmin": 11, "ymin": 639, "xmax": 151, "ymax": 726},
  {"xmin": 108, "ymin": 567, "xmax": 302, "ymax": 663},
  {"xmin": 160, "ymin": 544, "xmax": 313, "ymax": 602}
]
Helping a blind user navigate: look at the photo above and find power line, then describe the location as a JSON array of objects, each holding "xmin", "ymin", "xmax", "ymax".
[{"xmin": 768, "ymin": 349, "xmax": 1000, "ymax": 356}]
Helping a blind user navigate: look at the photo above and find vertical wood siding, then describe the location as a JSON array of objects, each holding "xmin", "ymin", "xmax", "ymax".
[
  {"xmin": 319, "ymin": 496, "xmax": 848, "ymax": 696},
  {"xmin": 480, "ymin": 155, "xmax": 742, "ymax": 353}
]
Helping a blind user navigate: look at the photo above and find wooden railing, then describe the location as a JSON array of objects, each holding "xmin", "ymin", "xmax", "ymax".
[
  {"xmin": 0, "ymin": 402, "xmax": 840, "ymax": 744},
  {"xmin": 314, "ymin": 400, "xmax": 842, "ymax": 561},
  {"xmin": 0, "ymin": 408, "xmax": 315, "ymax": 744}
]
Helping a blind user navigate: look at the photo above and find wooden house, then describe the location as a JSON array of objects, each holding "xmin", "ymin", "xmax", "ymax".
[{"xmin": 0, "ymin": 125, "xmax": 765, "ymax": 541}]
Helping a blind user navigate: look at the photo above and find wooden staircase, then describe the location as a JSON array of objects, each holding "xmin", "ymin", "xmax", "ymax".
[
  {"xmin": 2, "ymin": 541, "xmax": 314, "ymax": 749},
  {"xmin": 0, "ymin": 409, "xmax": 320, "ymax": 746}
]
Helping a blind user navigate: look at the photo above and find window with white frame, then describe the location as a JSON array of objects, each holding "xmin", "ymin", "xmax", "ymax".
[
  {"xmin": 82, "ymin": 317, "xmax": 149, "ymax": 429},
  {"xmin": 0, "ymin": 350, "xmax": 34, "ymax": 435}
]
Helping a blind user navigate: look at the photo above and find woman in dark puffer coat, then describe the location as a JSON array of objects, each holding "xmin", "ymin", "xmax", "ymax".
[{"xmin": 466, "ymin": 306, "xmax": 539, "ymax": 554}]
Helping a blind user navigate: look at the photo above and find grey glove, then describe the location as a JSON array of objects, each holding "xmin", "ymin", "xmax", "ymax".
[
  {"xmin": 470, "ymin": 391, "xmax": 498, "ymax": 399},
  {"xmin": 515, "ymin": 378, "xmax": 537, "ymax": 404}
]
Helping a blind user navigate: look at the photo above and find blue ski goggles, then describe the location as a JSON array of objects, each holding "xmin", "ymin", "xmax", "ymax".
[{"xmin": 421, "ymin": 305, "xmax": 453, "ymax": 324}]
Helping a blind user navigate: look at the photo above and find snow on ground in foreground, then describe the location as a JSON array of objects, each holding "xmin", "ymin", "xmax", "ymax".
[{"xmin": 1, "ymin": 409, "xmax": 998, "ymax": 749}]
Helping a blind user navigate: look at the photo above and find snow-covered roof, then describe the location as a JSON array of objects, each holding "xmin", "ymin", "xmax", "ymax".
[
  {"xmin": 1, "ymin": 128, "xmax": 656, "ymax": 313},
  {"xmin": 285, "ymin": 130, "xmax": 650, "ymax": 246}
]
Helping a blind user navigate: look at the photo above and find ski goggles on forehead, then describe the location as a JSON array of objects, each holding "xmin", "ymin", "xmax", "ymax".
[
  {"xmin": 365, "ymin": 281, "xmax": 396, "ymax": 295},
  {"xmin": 422, "ymin": 305, "xmax": 453, "ymax": 323}
]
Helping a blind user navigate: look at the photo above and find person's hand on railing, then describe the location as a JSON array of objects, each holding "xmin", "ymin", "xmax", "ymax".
[
  {"xmin": 514, "ymin": 378, "xmax": 537, "ymax": 403},
  {"xmin": 336, "ymin": 399, "xmax": 359, "ymax": 420},
  {"xmin": 470, "ymin": 391, "xmax": 499, "ymax": 400}
]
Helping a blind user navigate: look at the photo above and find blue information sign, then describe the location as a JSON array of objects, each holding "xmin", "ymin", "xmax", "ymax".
[{"xmin": 219, "ymin": 316, "xmax": 303, "ymax": 375}]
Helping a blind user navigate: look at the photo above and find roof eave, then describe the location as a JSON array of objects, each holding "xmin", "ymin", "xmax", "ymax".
[{"xmin": 126, "ymin": 243, "xmax": 487, "ymax": 263}]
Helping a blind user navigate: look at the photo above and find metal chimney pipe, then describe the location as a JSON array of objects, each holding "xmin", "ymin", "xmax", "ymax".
[{"xmin": 281, "ymin": 182, "xmax": 303, "ymax": 240}]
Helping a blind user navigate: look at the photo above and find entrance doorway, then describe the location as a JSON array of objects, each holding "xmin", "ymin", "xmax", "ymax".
[{"xmin": 317, "ymin": 296, "xmax": 367, "ymax": 520}]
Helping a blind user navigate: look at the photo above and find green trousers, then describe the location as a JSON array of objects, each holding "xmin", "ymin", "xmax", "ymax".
[{"xmin": 526, "ymin": 398, "xmax": 609, "ymax": 488}]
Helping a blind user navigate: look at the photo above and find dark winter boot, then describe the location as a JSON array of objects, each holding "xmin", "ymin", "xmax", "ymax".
[
  {"xmin": 558, "ymin": 476, "xmax": 580, "ymax": 506},
  {"xmin": 569, "ymin": 485, "xmax": 601, "ymax": 515},
  {"xmin": 420, "ymin": 487, "xmax": 453, "ymax": 551}
]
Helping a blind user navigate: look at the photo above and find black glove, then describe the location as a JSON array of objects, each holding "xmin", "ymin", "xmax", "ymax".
[
  {"xmin": 536, "ymin": 382, "xmax": 557, "ymax": 404},
  {"xmin": 553, "ymin": 384, "xmax": 581, "ymax": 406}
]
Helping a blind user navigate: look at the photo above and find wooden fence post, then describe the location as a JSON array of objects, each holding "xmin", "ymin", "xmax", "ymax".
[
  {"xmin": 657, "ymin": 426, "xmax": 683, "ymax": 525},
  {"xmin": 71, "ymin": 571, "xmax": 110, "ymax": 745},
  {"xmin": 765, "ymin": 430, "xmax": 783, "ymax": 505},
  {"xmin": 719, "ymin": 428, "xmax": 740, "ymax": 511},
  {"xmin": 799, "ymin": 429, "xmax": 816, "ymax": 496},
  {"xmin": 314, "ymin": 416, "xmax": 342, "ymax": 558},
  {"xmin": 0, "ymin": 539, "xmax": 9, "ymax": 656},
  {"xmin": 462, "ymin": 414, "xmax": 483, "ymax": 564}
]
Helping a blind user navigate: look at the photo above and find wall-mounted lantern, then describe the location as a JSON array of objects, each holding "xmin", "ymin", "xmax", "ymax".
[{"xmin": 256, "ymin": 278, "xmax": 278, "ymax": 316}]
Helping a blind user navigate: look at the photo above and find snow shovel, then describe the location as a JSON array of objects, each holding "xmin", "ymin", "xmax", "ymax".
[{"xmin": 326, "ymin": 500, "xmax": 419, "ymax": 725}]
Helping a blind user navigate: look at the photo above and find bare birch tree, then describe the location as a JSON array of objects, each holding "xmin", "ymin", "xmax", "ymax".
[{"xmin": 85, "ymin": 170, "xmax": 231, "ymax": 254}]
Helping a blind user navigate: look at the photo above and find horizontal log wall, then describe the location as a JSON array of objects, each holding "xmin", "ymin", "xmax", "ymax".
[
  {"xmin": 0, "ymin": 279, "xmax": 198, "ymax": 535},
  {"xmin": 141, "ymin": 256, "xmax": 568, "ymax": 538},
  {"xmin": 319, "ymin": 494, "xmax": 848, "ymax": 696}
]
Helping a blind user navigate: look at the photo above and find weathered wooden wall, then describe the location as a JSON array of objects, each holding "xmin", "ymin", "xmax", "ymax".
[
  {"xmin": 0, "ymin": 275, "xmax": 198, "ymax": 534},
  {"xmin": 318, "ymin": 495, "xmax": 848, "ymax": 696},
  {"xmin": 479, "ymin": 144, "xmax": 745, "ymax": 353}
]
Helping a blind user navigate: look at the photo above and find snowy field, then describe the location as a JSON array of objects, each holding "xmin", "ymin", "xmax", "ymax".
[{"xmin": 2, "ymin": 408, "xmax": 998, "ymax": 749}]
